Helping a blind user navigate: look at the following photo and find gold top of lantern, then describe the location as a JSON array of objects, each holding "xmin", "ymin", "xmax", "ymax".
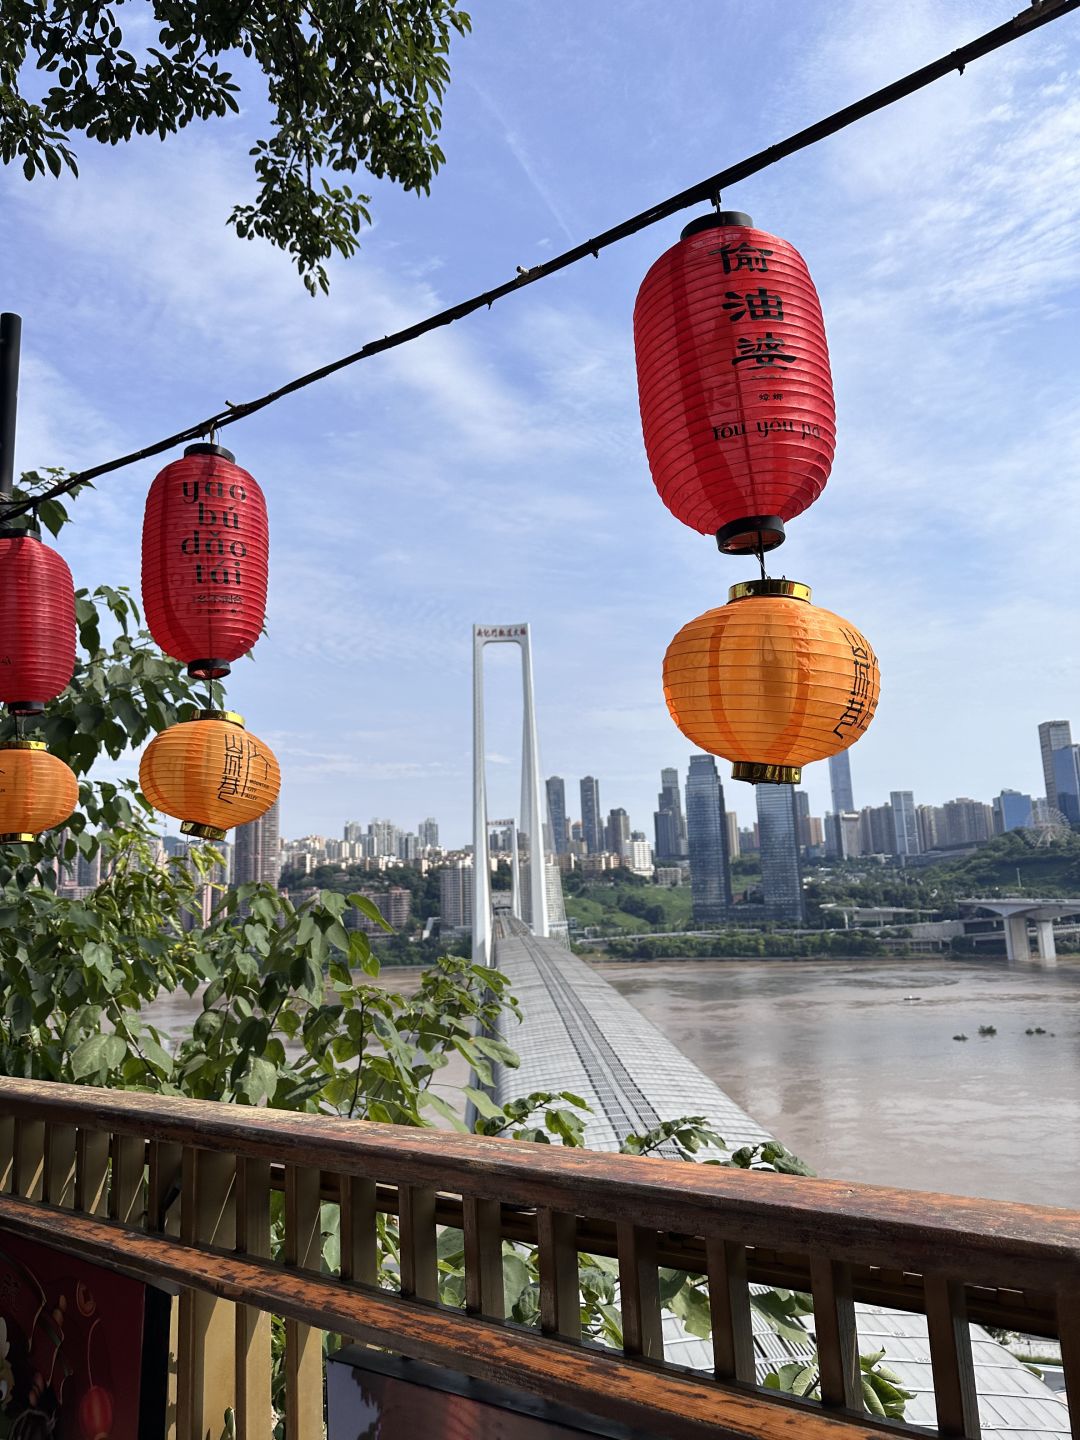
[
  {"xmin": 0, "ymin": 740, "xmax": 46, "ymax": 752},
  {"xmin": 186, "ymin": 708, "xmax": 245, "ymax": 727},
  {"xmin": 728, "ymin": 579, "xmax": 811, "ymax": 604}
]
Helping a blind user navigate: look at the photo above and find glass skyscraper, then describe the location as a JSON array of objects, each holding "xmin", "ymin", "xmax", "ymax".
[
  {"xmin": 579, "ymin": 776, "xmax": 603, "ymax": 854},
  {"xmin": 685, "ymin": 755, "xmax": 732, "ymax": 923},
  {"xmin": 653, "ymin": 766, "xmax": 688, "ymax": 861},
  {"xmin": 545, "ymin": 776, "xmax": 568, "ymax": 854},
  {"xmin": 1039, "ymin": 721, "xmax": 1073, "ymax": 813},
  {"xmin": 828, "ymin": 750, "xmax": 855, "ymax": 814},
  {"xmin": 890, "ymin": 791, "xmax": 920, "ymax": 858},
  {"xmin": 756, "ymin": 784, "xmax": 804, "ymax": 924}
]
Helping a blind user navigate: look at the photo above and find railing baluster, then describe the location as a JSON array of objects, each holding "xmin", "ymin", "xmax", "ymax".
[
  {"xmin": 12, "ymin": 1118, "xmax": 44, "ymax": 1199},
  {"xmin": 44, "ymin": 1123, "xmax": 77, "ymax": 1208},
  {"xmin": 925, "ymin": 1274, "xmax": 981, "ymax": 1438},
  {"xmin": 148, "ymin": 1140, "xmax": 183, "ymax": 1236},
  {"xmin": 398, "ymin": 1184, "xmax": 439, "ymax": 1301},
  {"xmin": 75, "ymin": 1128, "xmax": 110, "ymax": 1215},
  {"xmin": 0, "ymin": 1116, "xmax": 13, "ymax": 1192},
  {"xmin": 109, "ymin": 1134, "xmax": 145, "ymax": 1225},
  {"xmin": 235, "ymin": 1158, "xmax": 272, "ymax": 1440},
  {"xmin": 179, "ymin": 1148, "xmax": 236, "ymax": 1440},
  {"xmin": 147, "ymin": 1140, "xmax": 183, "ymax": 1438},
  {"xmin": 537, "ymin": 1207, "xmax": 580, "ymax": 1341},
  {"xmin": 706, "ymin": 1238, "xmax": 755, "ymax": 1383},
  {"xmin": 1058, "ymin": 1286, "xmax": 1080, "ymax": 1440},
  {"xmin": 617, "ymin": 1221, "xmax": 663, "ymax": 1359},
  {"xmin": 463, "ymin": 1196, "xmax": 505, "ymax": 1319},
  {"xmin": 339, "ymin": 1174, "xmax": 377, "ymax": 1287},
  {"xmin": 810, "ymin": 1255, "xmax": 862, "ymax": 1411},
  {"xmin": 284, "ymin": 1163, "xmax": 323, "ymax": 1440}
]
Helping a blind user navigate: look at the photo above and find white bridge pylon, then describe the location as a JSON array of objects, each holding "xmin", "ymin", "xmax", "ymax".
[{"xmin": 472, "ymin": 623, "xmax": 549, "ymax": 968}]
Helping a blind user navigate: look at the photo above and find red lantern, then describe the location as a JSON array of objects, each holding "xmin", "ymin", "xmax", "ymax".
[
  {"xmin": 634, "ymin": 211, "xmax": 835, "ymax": 555},
  {"xmin": 0, "ymin": 525, "xmax": 76, "ymax": 713},
  {"xmin": 141, "ymin": 443, "xmax": 268, "ymax": 679}
]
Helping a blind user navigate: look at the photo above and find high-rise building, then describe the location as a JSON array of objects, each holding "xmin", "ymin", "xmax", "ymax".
[
  {"xmin": 1052, "ymin": 745, "xmax": 1080, "ymax": 825},
  {"xmin": 1039, "ymin": 721, "xmax": 1072, "ymax": 813},
  {"xmin": 606, "ymin": 807, "xmax": 631, "ymax": 859},
  {"xmin": 418, "ymin": 817, "xmax": 439, "ymax": 849},
  {"xmin": 369, "ymin": 819, "xmax": 398, "ymax": 857},
  {"xmin": 685, "ymin": 755, "xmax": 732, "ymax": 923},
  {"xmin": 724, "ymin": 810, "xmax": 740, "ymax": 861},
  {"xmin": 580, "ymin": 776, "xmax": 603, "ymax": 854},
  {"xmin": 940, "ymin": 798, "xmax": 993, "ymax": 847},
  {"xmin": 858, "ymin": 803, "xmax": 894, "ymax": 856},
  {"xmin": 440, "ymin": 859, "xmax": 473, "ymax": 931},
  {"xmin": 653, "ymin": 767, "xmax": 688, "ymax": 862},
  {"xmin": 546, "ymin": 777, "xmax": 568, "ymax": 855},
  {"xmin": 993, "ymin": 790, "xmax": 1033, "ymax": 834},
  {"xmin": 757, "ymin": 785, "xmax": 804, "ymax": 924},
  {"xmin": 625, "ymin": 837, "xmax": 654, "ymax": 875},
  {"xmin": 828, "ymin": 751, "xmax": 855, "ymax": 815},
  {"xmin": 233, "ymin": 800, "xmax": 281, "ymax": 889},
  {"xmin": 890, "ymin": 791, "xmax": 920, "ymax": 858},
  {"xmin": 794, "ymin": 790, "xmax": 812, "ymax": 850},
  {"xmin": 343, "ymin": 820, "xmax": 364, "ymax": 844}
]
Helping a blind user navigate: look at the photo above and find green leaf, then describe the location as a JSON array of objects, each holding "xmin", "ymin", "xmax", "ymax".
[{"xmin": 464, "ymin": 1087, "xmax": 504, "ymax": 1121}]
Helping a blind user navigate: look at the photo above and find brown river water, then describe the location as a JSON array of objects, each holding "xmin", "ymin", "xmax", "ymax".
[
  {"xmin": 148, "ymin": 955, "xmax": 1079, "ymax": 1206},
  {"xmin": 591, "ymin": 955, "xmax": 1080, "ymax": 1207}
]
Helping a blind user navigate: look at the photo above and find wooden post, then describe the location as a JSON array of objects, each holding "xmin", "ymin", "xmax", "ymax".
[
  {"xmin": 339, "ymin": 1174, "xmax": 377, "ymax": 1287},
  {"xmin": 75, "ymin": 1128, "xmax": 110, "ymax": 1216},
  {"xmin": 110, "ymin": 1134, "xmax": 146, "ymax": 1225},
  {"xmin": 617, "ymin": 1221, "xmax": 663, "ymax": 1360},
  {"xmin": 235, "ymin": 1158, "xmax": 273, "ymax": 1440},
  {"xmin": 463, "ymin": 1196, "xmax": 505, "ymax": 1319},
  {"xmin": 12, "ymin": 1118, "xmax": 44, "ymax": 1200},
  {"xmin": 44, "ymin": 1124, "xmax": 77, "ymax": 1208},
  {"xmin": 537, "ymin": 1208, "xmax": 580, "ymax": 1341},
  {"xmin": 810, "ymin": 1256, "xmax": 862, "ymax": 1411},
  {"xmin": 178, "ymin": 1149, "xmax": 237, "ymax": 1440},
  {"xmin": 284, "ymin": 1164, "xmax": 323, "ymax": 1440},
  {"xmin": 925, "ymin": 1275, "xmax": 981, "ymax": 1438},
  {"xmin": 398, "ymin": 1185, "xmax": 439, "ymax": 1302},
  {"xmin": 1058, "ymin": 1285, "xmax": 1080, "ymax": 1440},
  {"xmin": 707, "ymin": 1238, "xmax": 755, "ymax": 1383}
]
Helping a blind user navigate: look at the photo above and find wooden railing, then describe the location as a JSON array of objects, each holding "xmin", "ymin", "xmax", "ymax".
[{"xmin": 0, "ymin": 1077, "xmax": 1076, "ymax": 1440}]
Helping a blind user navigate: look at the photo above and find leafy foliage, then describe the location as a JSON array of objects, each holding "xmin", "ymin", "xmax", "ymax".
[{"xmin": 1, "ymin": 0, "xmax": 472, "ymax": 291}]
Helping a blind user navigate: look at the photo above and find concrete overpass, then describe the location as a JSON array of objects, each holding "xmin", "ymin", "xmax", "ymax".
[{"xmin": 959, "ymin": 898, "xmax": 1080, "ymax": 964}]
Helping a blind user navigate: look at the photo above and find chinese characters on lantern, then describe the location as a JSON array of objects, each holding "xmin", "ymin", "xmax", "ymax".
[{"xmin": 833, "ymin": 629, "xmax": 878, "ymax": 741}]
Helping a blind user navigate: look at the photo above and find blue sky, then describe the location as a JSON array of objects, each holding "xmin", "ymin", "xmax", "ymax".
[{"xmin": 3, "ymin": 0, "xmax": 1080, "ymax": 847}]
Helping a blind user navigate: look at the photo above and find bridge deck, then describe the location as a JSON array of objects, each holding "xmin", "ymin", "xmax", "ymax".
[{"xmin": 491, "ymin": 918, "xmax": 770, "ymax": 1154}]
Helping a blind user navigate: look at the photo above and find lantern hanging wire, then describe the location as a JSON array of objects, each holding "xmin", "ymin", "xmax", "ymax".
[{"xmin": 1, "ymin": 0, "xmax": 1076, "ymax": 525}]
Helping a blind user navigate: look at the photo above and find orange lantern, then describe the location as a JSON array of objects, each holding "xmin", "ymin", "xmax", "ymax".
[
  {"xmin": 139, "ymin": 710, "xmax": 280, "ymax": 840},
  {"xmin": 663, "ymin": 579, "xmax": 879, "ymax": 784},
  {"xmin": 0, "ymin": 740, "xmax": 78, "ymax": 841}
]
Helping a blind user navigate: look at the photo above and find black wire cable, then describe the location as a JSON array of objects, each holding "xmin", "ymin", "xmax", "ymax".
[{"xmin": 6, "ymin": 0, "xmax": 1077, "ymax": 522}]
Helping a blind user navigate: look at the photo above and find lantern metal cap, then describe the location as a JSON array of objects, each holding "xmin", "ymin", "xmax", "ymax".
[
  {"xmin": 729, "ymin": 578, "xmax": 811, "ymax": 603},
  {"xmin": 0, "ymin": 740, "xmax": 46, "ymax": 752},
  {"xmin": 681, "ymin": 211, "xmax": 753, "ymax": 239},
  {"xmin": 0, "ymin": 833, "xmax": 36, "ymax": 844},
  {"xmin": 732, "ymin": 761, "xmax": 803, "ymax": 786},
  {"xmin": 5, "ymin": 701, "xmax": 45, "ymax": 716},
  {"xmin": 716, "ymin": 515, "xmax": 786, "ymax": 556},
  {"xmin": 186, "ymin": 708, "xmax": 245, "ymax": 727},
  {"xmin": 184, "ymin": 442, "xmax": 236, "ymax": 463},
  {"xmin": 181, "ymin": 820, "xmax": 228, "ymax": 842},
  {"xmin": 187, "ymin": 658, "xmax": 233, "ymax": 681}
]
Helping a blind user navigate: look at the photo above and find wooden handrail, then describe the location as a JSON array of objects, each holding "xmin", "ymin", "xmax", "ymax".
[
  {"xmin": 0, "ymin": 1077, "xmax": 1076, "ymax": 1440},
  {"xmin": 0, "ymin": 1077, "xmax": 1077, "ymax": 1293}
]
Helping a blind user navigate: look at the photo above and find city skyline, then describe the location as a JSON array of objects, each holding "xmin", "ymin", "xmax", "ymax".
[{"xmin": 4, "ymin": 3, "xmax": 1079, "ymax": 843}]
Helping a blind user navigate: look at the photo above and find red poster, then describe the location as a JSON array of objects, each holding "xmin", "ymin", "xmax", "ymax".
[{"xmin": 0, "ymin": 1231, "xmax": 168, "ymax": 1439}]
